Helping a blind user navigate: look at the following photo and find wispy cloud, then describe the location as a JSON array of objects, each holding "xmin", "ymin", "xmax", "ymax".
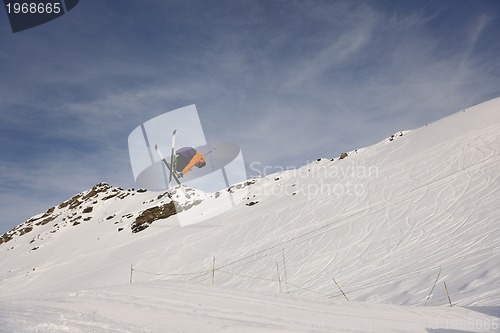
[{"xmin": 1, "ymin": 1, "xmax": 499, "ymax": 232}]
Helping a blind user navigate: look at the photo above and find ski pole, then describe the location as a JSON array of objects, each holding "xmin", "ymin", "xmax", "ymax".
[{"xmin": 204, "ymin": 147, "xmax": 216, "ymax": 156}]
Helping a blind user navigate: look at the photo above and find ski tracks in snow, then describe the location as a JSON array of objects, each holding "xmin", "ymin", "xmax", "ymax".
[{"xmin": 1, "ymin": 281, "xmax": 498, "ymax": 333}]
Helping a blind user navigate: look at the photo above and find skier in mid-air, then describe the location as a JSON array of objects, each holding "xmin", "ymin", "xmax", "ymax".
[
  {"xmin": 154, "ymin": 130, "xmax": 207, "ymax": 197},
  {"xmin": 173, "ymin": 147, "xmax": 206, "ymax": 177}
]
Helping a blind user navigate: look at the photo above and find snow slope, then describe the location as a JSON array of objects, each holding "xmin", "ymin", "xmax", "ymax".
[
  {"xmin": 1, "ymin": 281, "xmax": 498, "ymax": 333},
  {"xmin": 1, "ymin": 97, "xmax": 500, "ymax": 332}
]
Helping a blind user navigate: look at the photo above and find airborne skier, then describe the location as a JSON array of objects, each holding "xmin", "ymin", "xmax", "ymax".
[
  {"xmin": 174, "ymin": 147, "xmax": 206, "ymax": 177},
  {"xmin": 154, "ymin": 129, "xmax": 206, "ymax": 196}
]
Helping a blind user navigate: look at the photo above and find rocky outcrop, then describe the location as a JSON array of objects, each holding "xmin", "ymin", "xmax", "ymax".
[
  {"xmin": 131, "ymin": 202, "xmax": 179, "ymax": 233},
  {"xmin": 388, "ymin": 131, "xmax": 404, "ymax": 141},
  {"xmin": 0, "ymin": 206, "xmax": 58, "ymax": 245},
  {"xmin": 0, "ymin": 183, "xmax": 169, "ymax": 245}
]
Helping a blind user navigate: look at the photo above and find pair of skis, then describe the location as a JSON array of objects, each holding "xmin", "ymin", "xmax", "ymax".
[{"xmin": 154, "ymin": 130, "xmax": 190, "ymax": 198}]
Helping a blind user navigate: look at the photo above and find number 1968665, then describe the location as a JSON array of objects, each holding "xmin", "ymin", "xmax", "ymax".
[{"xmin": 6, "ymin": 2, "xmax": 62, "ymax": 14}]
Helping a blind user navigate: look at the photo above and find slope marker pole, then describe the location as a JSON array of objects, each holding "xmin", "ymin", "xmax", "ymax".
[
  {"xmin": 276, "ymin": 262, "xmax": 283, "ymax": 294},
  {"xmin": 332, "ymin": 277, "xmax": 349, "ymax": 301},
  {"xmin": 444, "ymin": 281, "xmax": 453, "ymax": 307},
  {"xmin": 212, "ymin": 256, "xmax": 216, "ymax": 285},
  {"xmin": 282, "ymin": 249, "xmax": 289, "ymax": 293},
  {"xmin": 425, "ymin": 266, "xmax": 442, "ymax": 306},
  {"xmin": 130, "ymin": 264, "xmax": 133, "ymax": 284}
]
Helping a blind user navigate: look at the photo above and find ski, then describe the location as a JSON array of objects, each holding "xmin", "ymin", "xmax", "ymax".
[
  {"xmin": 155, "ymin": 144, "xmax": 190, "ymax": 199},
  {"xmin": 155, "ymin": 144, "xmax": 180, "ymax": 186},
  {"xmin": 169, "ymin": 129, "xmax": 177, "ymax": 183}
]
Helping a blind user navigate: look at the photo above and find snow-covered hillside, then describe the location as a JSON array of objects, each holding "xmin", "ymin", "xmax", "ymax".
[{"xmin": 1, "ymin": 97, "xmax": 500, "ymax": 332}]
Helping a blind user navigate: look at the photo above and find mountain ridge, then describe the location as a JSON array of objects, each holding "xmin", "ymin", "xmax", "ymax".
[{"xmin": 1, "ymin": 97, "xmax": 499, "ymax": 310}]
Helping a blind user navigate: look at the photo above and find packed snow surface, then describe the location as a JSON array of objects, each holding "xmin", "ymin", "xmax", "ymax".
[{"xmin": 1, "ymin": 97, "xmax": 500, "ymax": 332}]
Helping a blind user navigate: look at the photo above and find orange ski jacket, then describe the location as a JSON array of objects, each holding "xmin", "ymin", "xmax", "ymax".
[{"xmin": 182, "ymin": 151, "xmax": 206, "ymax": 175}]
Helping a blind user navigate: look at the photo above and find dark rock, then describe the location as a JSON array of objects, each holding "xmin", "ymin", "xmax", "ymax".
[
  {"xmin": 83, "ymin": 207, "xmax": 93, "ymax": 214},
  {"xmin": 132, "ymin": 201, "xmax": 178, "ymax": 233}
]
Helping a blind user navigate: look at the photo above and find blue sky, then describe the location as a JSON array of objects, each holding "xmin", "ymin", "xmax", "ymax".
[{"xmin": 1, "ymin": 0, "xmax": 499, "ymax": 233}]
